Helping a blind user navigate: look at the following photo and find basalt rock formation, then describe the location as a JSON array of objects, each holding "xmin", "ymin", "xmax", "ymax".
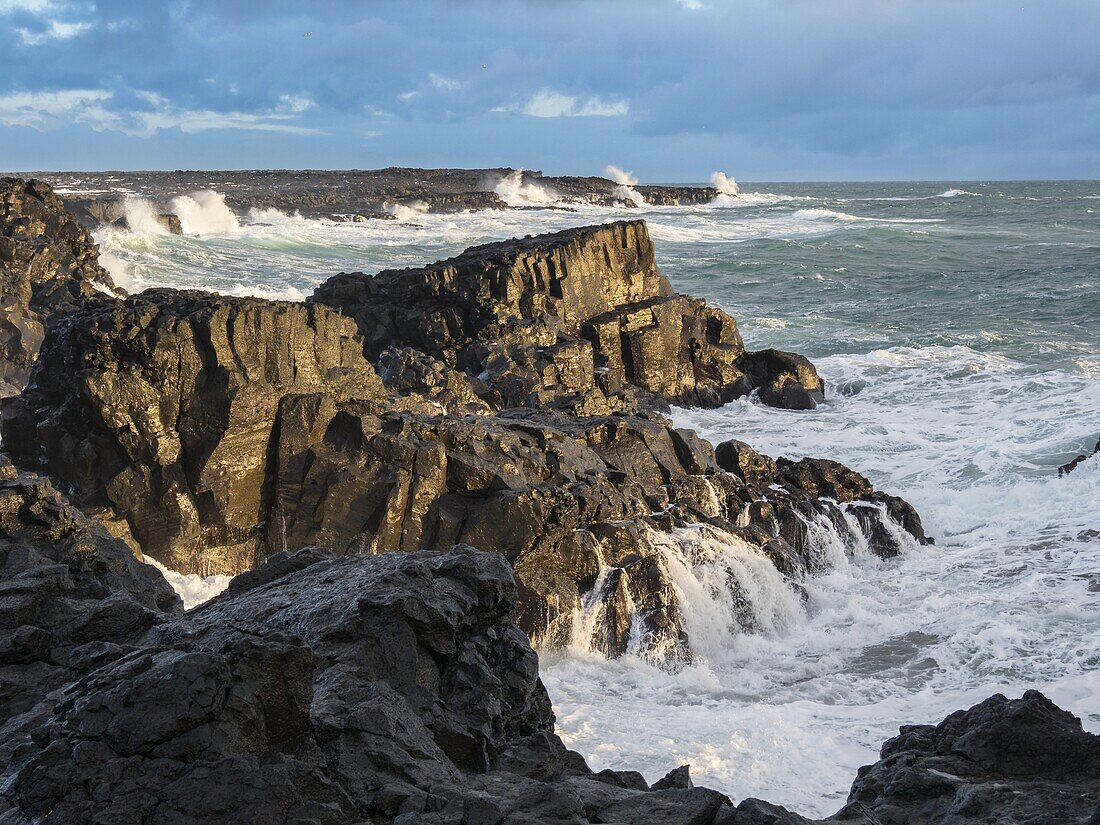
[
  {"xmin": 65, "ymin": 196, "xmax": 183, "ymax": 234},
  {"xmin": 2, "ymin": 217, "xmax": 918, "ymax": 661},
  {"xmin": 314, "ymin": 221, "xmax": 824, "ymax": 412},
  {"xmin": 0, "ymin": 456, "xmax": 181, "ymax": 763},
  {"xmin": 0, "ymin": 538, "xmax": 1092, "ymax": 825},
  {"xmin": 0, "ymin": 178, "xmax": 116, "ymax": 397},
  {"xmin": 0, "ymin": 544, "xmax": 733, "ymax": 825},
  {"xmin": 3, "ymin": 289, "xmax": 384, "ymax": 575}
]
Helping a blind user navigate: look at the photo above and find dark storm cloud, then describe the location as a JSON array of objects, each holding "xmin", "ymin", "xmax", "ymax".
[{"xmin": 1, "ymin": 0, "xmax": 1097, "ymax": 178}]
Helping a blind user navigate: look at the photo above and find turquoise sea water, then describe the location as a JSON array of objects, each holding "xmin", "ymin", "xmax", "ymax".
[{"xmin": 85, "ymin": 179, "xmax": 1100, "ymax": 816}]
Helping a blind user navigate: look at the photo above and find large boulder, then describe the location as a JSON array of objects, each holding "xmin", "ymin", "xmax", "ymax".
[
  {"xmin": 0, "ymin": 178, "xmax": 116, "ymax": 397},
  {"xmin": 0, "ymin": 544, "xmax": 733, "ymax": 825},
  {"xmin": 3, "ymin": 289, "xmax": 384, "ymax": 575},
  {"xmin": 314, "ymin": 221, "xmax": 824, "ymax": 411}
]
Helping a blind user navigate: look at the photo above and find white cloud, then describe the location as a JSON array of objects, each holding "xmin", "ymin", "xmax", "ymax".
[
  {"xmin": 674, "ymin": 0, "xmax": 707, "ymax": 9},
  {"xmin": 0, "ymin": 89, "xmax": 111, "ymax": 128},
  {"xmin": 0, "ymin": 88, "xmax": 326, "ymax": 136},
  {"xmin": 1, "ymin": 0, "xmax": 95, "ymax": 44},
  {"xmin": 428, "ymin": 73, "xmax": 466, "ymax": 91},
  {"xmin": 516, "ymin": 88, "xmax": 629, "ymax": 118}
]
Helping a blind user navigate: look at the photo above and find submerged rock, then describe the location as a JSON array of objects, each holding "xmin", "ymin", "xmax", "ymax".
[
  {"xmin": 313, "ymin": 221, "xmax": 824, "ymax": 412},
  {"xmin": 0, "ymin": 178, "xmax": 116, "ymax": 396},
  {"xmin": 1059, "ymin": 435, "xmax": 1099, "ymax": 477}
]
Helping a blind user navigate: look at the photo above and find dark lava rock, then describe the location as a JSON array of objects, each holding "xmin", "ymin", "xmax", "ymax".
[
  {"xmin": 64, "ymin": 196, "xmax": 183, "ymax": 234},
  {"xmin": 0, "ymin": 178, "xmax": 116, "ymax": 396},
  {"xmin": 0, "ymin": 456, "xmax": 181, "ymax": 762},
  {"xmin": 1060, "ymin": 436, "xmax": 1099, "ymax": 477},
  {"xmin": 3, "ymin": 289, "xmax": 384, "ymax": 575},
  {"xmin": 314, "ymin": 220, "xmax": 824, "ymax": 411},
  {"xmin": 843, "ymin": 690, "xmax": 1100, "ymax": 825},
  {"xmin": 0, "ymin": 544, "xmax": 735, "ymax": 825}
]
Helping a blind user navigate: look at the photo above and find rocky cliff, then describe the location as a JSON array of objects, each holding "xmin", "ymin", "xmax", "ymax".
[
  {"xmin": 3, "ymin": 290, "xmax": 384, "ymax": 575},
  {"xmin": 314, "ymin": 221, "xmax": 824, "ymax": 411},
  {"xmin": 0, "ymin": 178, "xmax": 116, "ymax": 397}
]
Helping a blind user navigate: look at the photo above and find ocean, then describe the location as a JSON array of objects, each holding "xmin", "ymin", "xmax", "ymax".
[{"xmin": 87, "ymin": 179, "xmax": 1100, "ymax": 816}]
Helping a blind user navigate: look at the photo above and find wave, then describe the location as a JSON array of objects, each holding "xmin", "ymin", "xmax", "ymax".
[
  {"xmin": 937, "ymin": 188, "xmax": 981, "ymax": 198},
  {"xmin": 170, "ymin": 190, "xmax": 240, "ymax": 235},
  {"xmin": 604, "ymin": 165, "xmax": 647, "ymax": 207},
  {"xmin": 793, "ymin": 208, "xmax": 943, "ymax": 225},
  {"xmin": 493, "ymin": 170, "xmax": 560, "ymax": 207},
  {"xmin": 146, "ymin": 558, "xmax": 230, "ymax": 610}
]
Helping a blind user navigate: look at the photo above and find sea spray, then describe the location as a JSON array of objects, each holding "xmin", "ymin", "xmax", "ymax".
[
  {"xmin": 493, "ymin": 170, "xmax": 559, "ymax": 206},
  {"xmin": 170, "ymin": 190, "xmax": 240, "ymax": 235},
  {"xmin": 122, "ymin": 196, "xmax": 170, "ymax": 235},
  {"xmin": 711, "ymin": 171, "xmax": 740, "ymax": 197},
  {"xmin": 604, "ymin": 165, "xmax": 647, "ymax": 207},
  {"xmin": 385, "ymin": 200, "xmax": 430, "ymax": 221}
]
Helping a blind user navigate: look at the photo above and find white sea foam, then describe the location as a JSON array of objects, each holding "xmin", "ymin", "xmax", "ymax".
[
  {"xmin": 122, "ymin": 196, "xmax": 170, "ymax": 235},
  {"xmin": 146, "ymin": 558, "xmax": 232, "ymax": 610},
  {"xmin": 493, "ymin": 170, "xmax": 560, "ymax": 206},
  {"xmin": 170, "ymin": 189, "xmax": 240, "ymax": 235},
  {"xmin": 385, "ymin": 200, "xmax": 430, "ymax": 221},
  {"xmin": 710, "ymin": 171, "xmax": 740, "ymax": 196},
  {"xmin": 604, "ymin": 164, "xmax": 647, "ymax": 207}
]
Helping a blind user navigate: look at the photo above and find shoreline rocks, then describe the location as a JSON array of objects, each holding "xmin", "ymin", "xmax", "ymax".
[
  {"xmin": 0, "ymin": 538, "xmax": 1094, "ymax": 824},
  {"xmin": 2, "ymin": 208, "xmax": 917, "ymax": 663},
  {"xmin": 0, "ymin": 178, "xmax": 117, "ymax": 397}
]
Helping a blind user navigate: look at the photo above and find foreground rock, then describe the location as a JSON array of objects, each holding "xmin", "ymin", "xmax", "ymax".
[
  {"xmin": 0, "ymin": 178, "xmax": 116, "ymax": 396},
  {"xmin": 315, "ymin": 221, "xmax": 824, "ymax": 412},
  {"xmin": 0, "ymin": 545, "xmax": 732, "ymax": 824},
  {"xmin": 0, "ymin": 541, "xmax": 1093, "ymax": 824},
  {"xmin": 0, "ymin": 457, "xmax": 181, "ymax": 764}
]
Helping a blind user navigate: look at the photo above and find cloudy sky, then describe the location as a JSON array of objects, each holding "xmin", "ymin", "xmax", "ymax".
[{"xmin": 2, "ymin": 0, "xmax": 1098, "ymax": 180}]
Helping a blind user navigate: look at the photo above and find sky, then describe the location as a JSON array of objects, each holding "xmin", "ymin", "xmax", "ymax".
[{"xmin": 1, "ymin": 0, "xmax": 1098, "ymax": 180}]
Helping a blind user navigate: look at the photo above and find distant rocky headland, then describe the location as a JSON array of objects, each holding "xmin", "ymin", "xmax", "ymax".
[
  {"xmin": 1, "ymin": 175, "xmax": 1096, "ymax": 824},
  {"xmin": 16, "ymin": 167, "xmax": 725, "ymax": 231}
]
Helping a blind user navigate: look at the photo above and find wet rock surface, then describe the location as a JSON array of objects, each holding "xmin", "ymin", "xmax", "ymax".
[
  {"xmin": 1060, "ymin": 435, "xmax": 1099, "ymax": 477},
  {"xmin": 0, "ymin": 178, "xmax": 116, "ymax": 397}
]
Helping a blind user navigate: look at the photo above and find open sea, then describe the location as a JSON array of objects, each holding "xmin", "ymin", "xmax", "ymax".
[{"xmin": 77, "ymin": 179, "xmax": 1100, "ymax": 816}]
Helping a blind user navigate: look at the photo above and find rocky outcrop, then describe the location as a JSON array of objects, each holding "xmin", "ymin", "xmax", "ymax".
[
  {"xmin": 0, "ymin": 456, "xmax": 181, "ymax": 764},
  {"xmin": 0, "ymin": 545, "xmax": 733, "ymax": 825},
  {"xmin": 638, "ymin": 185, "xmax": 719, "ymax": 206},
  {"xmin": 1059, "ymin": 435, "xmax": 1099, "ymax": 477},
  {"xmin": 314, "ymin": 221, "xmax": 824, "ymax": 411},
  {"xmin": 0, "ymin": 178, "xmax": 116, "ymax": 396},
  {"xmin": 840, "ymin": 689, "xmax": 1100, "ymax": 825},
  {"xmin": 0, "ymin": 538, "xmax": 1092, "ymax": 824},
  {"xmin": 64, "ymin": 196, "xmax": 183, "ymax": 234},
  {"xmin": 3, "ymin": 289, "xmax": 384, "ymax": 575}
]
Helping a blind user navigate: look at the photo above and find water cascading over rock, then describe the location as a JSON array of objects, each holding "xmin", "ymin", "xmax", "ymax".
[{"xmin": 1, "ymin": 203, "xmax": 929, "ymax": 665}]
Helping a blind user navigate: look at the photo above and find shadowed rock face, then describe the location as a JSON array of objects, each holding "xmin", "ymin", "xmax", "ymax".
[
  {"xmin": 314, "ymin": 221, "xmax": 824, "ymax": 411},
  {"xmin": 0, "ymin": 457, "xmax": 181, "ymax": 761},
  {"xmin": 0, "ymin": 545, "xmax": 733, "ymax": 825},
  {"xmin": 3, "ymin": 289, "xmax": 384, "ymax": 575},
  {"xmin": 0, "ymin": 178, "xmax": 116, "ymax": 397},
  {"xmin": 0, "ymin": 538, "xmax": 1092, "ymax": 825}
]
